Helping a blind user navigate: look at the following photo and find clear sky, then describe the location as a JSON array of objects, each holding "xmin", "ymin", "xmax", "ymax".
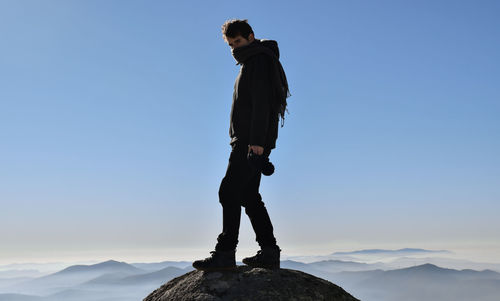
[{"xmin": 1, "ymin": 0, "xmax": 499, "ymax": 264}]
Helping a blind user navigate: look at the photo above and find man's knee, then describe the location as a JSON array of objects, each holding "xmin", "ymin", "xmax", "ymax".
[
  {"xmin": 242, "ymin": 194, "xmax": 265, "ymax": 212},
  {"xmin": 218, "ymin": 177, "xmax": 240, "ymax": 206},
  {"xmin": 218, "ymin": 177, "xmax": 229, "ymax": 205}
]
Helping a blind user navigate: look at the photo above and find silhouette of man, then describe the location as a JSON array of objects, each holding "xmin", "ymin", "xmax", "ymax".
[{"xmin": 193, "ymin": 19, "xmax": 290, "ymax": 271}]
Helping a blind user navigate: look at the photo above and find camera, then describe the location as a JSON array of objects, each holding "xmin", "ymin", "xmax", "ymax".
[{"xmin": 247, "ymin": 150, "xmax": 275, "ymax": 176}]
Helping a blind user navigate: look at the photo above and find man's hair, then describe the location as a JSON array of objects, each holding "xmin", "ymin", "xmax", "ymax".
[{"xmin": 221, "ymin": 19, "xmax": 254, "ymax": 41}]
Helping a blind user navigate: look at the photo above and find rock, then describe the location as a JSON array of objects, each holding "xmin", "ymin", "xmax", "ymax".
[{"xmin": 143, "ymin": 265, "xmax": 359, "ymax": 301}]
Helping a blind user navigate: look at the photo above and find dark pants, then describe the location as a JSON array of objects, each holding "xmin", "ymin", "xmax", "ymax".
[{"xmin": 215, "ymin": 142, "xmax": 278, "ymax": 251}]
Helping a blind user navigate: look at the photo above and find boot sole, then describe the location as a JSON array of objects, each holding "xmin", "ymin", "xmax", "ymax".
[
  {"xmin": 192, "ymin": 264, "xmax": 237, "ymax": 272},
  {"xmin": 242, "ymin": 261, "xmax": 280, "ymax": 269}
]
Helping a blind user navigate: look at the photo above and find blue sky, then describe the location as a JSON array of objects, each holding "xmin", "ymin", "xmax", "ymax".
[{"xmin": 1, "ymin": 0, "xmax": 499, "ymax": 264}]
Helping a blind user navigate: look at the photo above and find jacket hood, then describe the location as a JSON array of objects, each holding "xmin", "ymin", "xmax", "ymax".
[{"xmin": 258, "ymin": 39, "xmax": 280, "ymax": 59}]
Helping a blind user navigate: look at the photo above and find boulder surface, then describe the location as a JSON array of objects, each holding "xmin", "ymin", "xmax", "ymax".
[{"xmin": 143, "ymin": 265, "xmax": 359, "ymax": 301}]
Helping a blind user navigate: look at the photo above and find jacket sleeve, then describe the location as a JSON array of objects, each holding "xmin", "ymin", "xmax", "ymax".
[{"xmin": 249, "ymin": 54, "xmax": 273, "ymax": 147}]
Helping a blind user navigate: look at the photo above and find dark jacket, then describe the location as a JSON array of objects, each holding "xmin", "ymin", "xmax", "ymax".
[{"xmin": 229, "ymin": 40, "xmax": 280, "ymax": 150}]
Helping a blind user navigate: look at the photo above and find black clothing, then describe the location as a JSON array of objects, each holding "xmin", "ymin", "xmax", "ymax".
[
  {"xmin": 215, "ymin": 142, "xmax": 277, "ymax": 251},
  {"xmin": 215, "ymin": 38, "xmax": 285, "ymax": 253},
  {"xmin": 229, "ymin": 39, "xmax": 289, "ymax": 150},
  {"xmin": 232, "ymin": 38, "xmax": 290, "ymax": 128}
]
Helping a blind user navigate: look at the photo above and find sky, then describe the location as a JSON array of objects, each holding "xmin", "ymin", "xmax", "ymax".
[{"xmin": 1, "ymin": 0, "xmax": 499, "ymax": 265}]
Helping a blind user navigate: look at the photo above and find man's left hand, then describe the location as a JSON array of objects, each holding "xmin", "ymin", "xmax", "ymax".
[{"xmin": 248, "ymin": 145, "xmax": 264, "ymax": 155}]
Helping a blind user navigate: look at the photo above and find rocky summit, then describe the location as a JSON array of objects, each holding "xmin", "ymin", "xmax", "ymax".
[{"xmin": 143, "ymin": 265, "xmax": 359, "ymax": 301}]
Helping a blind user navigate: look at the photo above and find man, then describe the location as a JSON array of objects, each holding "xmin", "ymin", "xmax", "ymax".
[{"xmin": 192, "ymin": 19, "xmax": 290, "ymax": 271}]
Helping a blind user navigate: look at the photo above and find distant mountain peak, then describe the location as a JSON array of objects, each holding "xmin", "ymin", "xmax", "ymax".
[
  {"xmin": 407, "ymin": 263, "xmax": 442, "ymax": 270},
  {"xmin": 55, "ymin": 259, "xmax": 142, "ymax": 275},
  {"xmin": 94, "ymin": 260, "xmax": 128, "ymax": 267},
  {"xmin": 331, "ymin": 248, "xmax": 450, "ymax": 256}
]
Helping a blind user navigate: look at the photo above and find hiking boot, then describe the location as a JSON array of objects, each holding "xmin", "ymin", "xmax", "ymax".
[
  {"xmin": 242, "ymin": 245, "xmax": 281, "ymax": 269},
  {"xmin": 192, "ymin": 250, "xmax": 236, "ymax": 271}
]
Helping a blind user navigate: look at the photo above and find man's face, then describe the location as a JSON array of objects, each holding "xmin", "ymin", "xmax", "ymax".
[{"xmin": 225, "ymin": 33, "xmax": 254, "ymax": 50}]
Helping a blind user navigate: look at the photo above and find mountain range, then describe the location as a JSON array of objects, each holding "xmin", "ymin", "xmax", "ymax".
[{"xmin": 0, "ymin": 249, "xmax": 499, "ymax": 301}]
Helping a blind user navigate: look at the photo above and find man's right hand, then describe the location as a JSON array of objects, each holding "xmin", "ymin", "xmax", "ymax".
[{"xmin": 248, "ymin": 145, "xmax": 264, "ymax": 155}]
